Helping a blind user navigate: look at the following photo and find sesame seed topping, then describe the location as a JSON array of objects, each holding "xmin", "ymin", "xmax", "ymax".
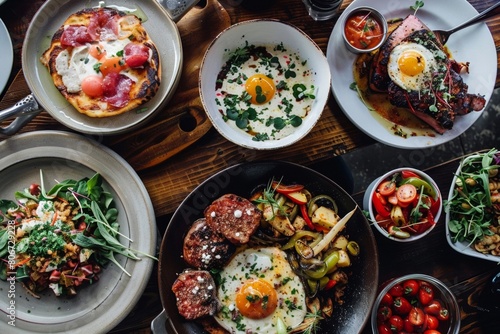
[{"xmin": 234, "ymin": 209, "xmax": 242, "ymax": 218}]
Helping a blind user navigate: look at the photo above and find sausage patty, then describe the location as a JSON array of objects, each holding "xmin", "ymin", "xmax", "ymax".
[
  {"xmin": 171, "ymin": 269, "xmax": 220, "ymax": 320},
  {"xmin": 183, "ymin": 218, "xmax": 235, "ymax": 270},
  {"xmin": 204, "ymin": 193, "xmax": 262, "ymax": 245}
]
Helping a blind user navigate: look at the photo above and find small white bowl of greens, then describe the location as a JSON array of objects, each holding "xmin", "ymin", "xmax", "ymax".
[{"xmin": 445, "ymin": 148, "xmax": 500, "ymax": 261}]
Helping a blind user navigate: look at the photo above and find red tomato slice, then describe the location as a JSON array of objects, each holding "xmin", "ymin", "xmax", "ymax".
[
  {"xmin": 396, "ymin": 184, "xmax": 418, "ymax": 205},
  {"xmin": 378, "ymin": 180, "xmax": 396, "ymax": 196},
  {"xmin": 401, "ymin": 170, "xmax": 421, "ymax": 179}
]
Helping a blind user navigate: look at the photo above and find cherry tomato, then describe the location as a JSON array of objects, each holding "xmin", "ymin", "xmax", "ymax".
[
  {"xmin": 373, "ymin": 192, "xmax": 391, "ymax": 218},
  {"xmin": 418, "ymin": 283, "xmax": 435, "ymax": 305},
  {"xmin": 388, "ymin": 315, "xmax": 404, "ymax": 332},
  {"xmin": 403, "ymin": 279, "xmax": 419, "ymax": 296},
  {"xmin": 423, "ymin": 330, "xmax": 442, "ymax": 334},
  {"xmin": 396, "ymin": 184, "xmax": 418, "ymax": 206},
  {"xmin": 377, "ymin": 323, "xmax": 392, "ymax": 334},
  {"xmin": 388, "ymin": 283, "xmax": 404, "ymax": 297},
  {"xmin": 89, "ymin": 43, "xmax": 106, "ymax": 59},
  {"xmin": 403, "ymin": 317, "xmax": 415, "ymax": 332},
  {"xmin": 408, "ymin": 306, "xmax": 425, "ymax": 326},
  {"xmin": 81, "ymin": 75, "xmax": 104, "ymax": 97},
  {"xmin": 426, "ymin": 314, "xmax": 440, "ymax": 330},
  {"xmin": 393, "ymin": 296, "xmax": 412, "ymax": 315},
  {"xmin": 424, "ymin": 300, "xmax": 442, "ymax": 315},
  {"xmin": 377, "ymin": 305, "xmax": 392, "ymax": 322},
  {"xmin": 437, "ymin": 308, "xmax": 450, "ymax": 321},
  {"xmin": 29, "ymin": 183, "xmax": 40, "ymax": 196},
  {"xmin": 401, "ymin": 170, "xmax": 421, "ymax": 179},
  {"xmin": 99, "ymin": 57, "xmax": 127, "ymax": 76},
  {"xmin": 381, "ymin": 292, "xmax": 393, "ymax": 306},
  {"xmin": 378, "ymin": 180, "xmax": 396, "ymax": 196}
]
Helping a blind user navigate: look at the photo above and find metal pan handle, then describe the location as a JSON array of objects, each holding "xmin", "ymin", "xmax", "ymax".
[
  {"xmin": 0, "ymin": 94, "xmax": 42, "ymax": 136},
  {"xmin": 158, "ymin": 0, "xmax": 201, "ymax": 22},
  {"xmin": 151, "ymin": 309, "xmax": 170, "ymax": 334}
]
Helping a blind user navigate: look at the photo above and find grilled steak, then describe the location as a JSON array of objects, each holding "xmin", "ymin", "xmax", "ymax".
[
  {"xmin": 171, "ymin": 269, "xmax": 220, "ymax": 320},
  {"xmin": 369, "ymin": 15, "xmax": 429, "ymax": 92},
  {"xmin": 204, "ymin": 193, "xmax": 261, "ymax": 245},
  {"xmin": 387, "ymin": 29, "xmax": 486, "ymax": 134},
  {"xmin": 183, "ymin": 218, "xmax": 235, "ymax": 270}
]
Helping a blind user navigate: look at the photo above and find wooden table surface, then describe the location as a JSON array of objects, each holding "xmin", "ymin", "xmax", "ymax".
[{"xmin": 1, "ymin": 0, "xmax": 499, "ymax": 333}]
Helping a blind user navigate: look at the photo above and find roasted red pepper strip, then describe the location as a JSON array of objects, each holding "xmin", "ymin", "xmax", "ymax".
[
  {"xmin": 324, "ymin": 279, "xmax": 337, "ymax": 290},
  {"xmin": 300, "ymin": 204, "xmax": 316, "ymax": 230},
  {"xmin": 272, "ymin": 182, "xmax": 305, "ymax": 194}
]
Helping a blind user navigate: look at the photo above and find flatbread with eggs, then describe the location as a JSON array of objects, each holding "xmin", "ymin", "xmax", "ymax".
[{"xmin": 40, "ymin": 7, "xmax": 161, "ymax": 118}]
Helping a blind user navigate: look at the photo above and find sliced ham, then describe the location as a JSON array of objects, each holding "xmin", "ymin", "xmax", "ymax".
[
  {"xmin": 88, "ymin": 8, "xmax": 119, "ymax": 41},
  {"xmin": 124, "ymin": 43, "xmax": 150, "ymax": 67},
  {"xmin": 103, "ymin": 72, "xmax": 133, "ymax": 108},
  {"xmin": 60, "ymin": 25, "xmax": 93, "ymax": 47}
]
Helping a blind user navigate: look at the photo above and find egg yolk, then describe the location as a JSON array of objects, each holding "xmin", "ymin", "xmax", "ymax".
[
  {"xmin": 245, "ymin": 74, "xmax": 276, "ymax": 105},
  {"xmin": 398, "ymin": 50, "xmax": 426, "ymax": 76},
  {"xmin": 235, "ymin": 279, "xmax": 278, "ymax": 319}
]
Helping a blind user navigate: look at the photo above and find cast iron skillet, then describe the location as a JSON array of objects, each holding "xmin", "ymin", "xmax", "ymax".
[
  {"xmin": 0, "ymin": 0, "xmax": 199, "ymax": 136},
  {"xmin": 157, "ymin": 161, "xmax": 379, "ymax": 334}
]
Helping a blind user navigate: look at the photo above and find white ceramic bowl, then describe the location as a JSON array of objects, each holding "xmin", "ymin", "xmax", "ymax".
[
  {"xmin": 363, "ymin": 167, "xmax": 442, "ymax": 242},
  {"xmin": 199, "ymin": 19, "xmax": 331, "ymax": 150}
]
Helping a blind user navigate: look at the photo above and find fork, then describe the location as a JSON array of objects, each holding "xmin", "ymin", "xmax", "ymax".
[{"xmin": 433, "ymin": 1, "xmax": 500, "ymax": 45}]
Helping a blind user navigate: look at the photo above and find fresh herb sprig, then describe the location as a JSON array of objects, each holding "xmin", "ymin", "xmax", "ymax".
[{"xmin": 410, "ymin": 1, "xmax": 424, "ymax": 16}]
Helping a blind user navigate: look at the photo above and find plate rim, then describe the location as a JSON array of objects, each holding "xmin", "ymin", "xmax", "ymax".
[{"xmin": 0, "ymin": 18, "xmax": 13, "ymax": 95}]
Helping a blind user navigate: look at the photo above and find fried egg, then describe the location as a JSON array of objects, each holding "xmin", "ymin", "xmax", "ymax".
[
  {"xmin": 215, "ymin": 246, "xmax": 307, "ymax": 333},
  {"xmin": 387, "ymin": 42, "xmax": 436, "ymax": 91},
  {"xmin": 216, "ymin": 43, "xmax": 316, "ymax": 141},
  {"xmin": 55, "ymin": 38, "xmax": 139, "ymax": 94}
]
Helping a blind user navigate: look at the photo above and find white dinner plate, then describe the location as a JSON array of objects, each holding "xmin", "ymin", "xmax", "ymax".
[
  {"xmin": 327, "ymin": 0, "xmax": 497, "ymax": 149},
  {"xmin": 0, "ymin": 18, "xmax": 13, "ymax": 95},
  {"xmin": 0, "ymin": 131, "xmax": 157, "ymax": 333}
]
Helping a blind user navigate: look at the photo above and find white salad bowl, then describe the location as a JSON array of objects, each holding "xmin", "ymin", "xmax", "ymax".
[{"xmin": 199, "ymin": 19, "xmax": 331, "ymax": 150}]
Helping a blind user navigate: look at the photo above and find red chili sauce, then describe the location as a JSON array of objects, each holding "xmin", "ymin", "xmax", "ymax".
[{"xmin": 344, "ymin": 11, "xmax": 384, "ymax": 49}]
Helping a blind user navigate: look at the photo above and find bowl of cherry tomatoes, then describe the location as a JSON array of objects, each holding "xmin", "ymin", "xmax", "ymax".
[
  {"xmin": 371, "ymin": 274, "xmax": 460, "ymax": 334},
  {"xmin": 363, "ymin": 168, "xmax": 442, "ymax": 242}
]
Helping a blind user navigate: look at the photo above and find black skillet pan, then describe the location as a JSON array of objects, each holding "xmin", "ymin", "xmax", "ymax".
[
  {"xmin": 0, "ymin": 0, "xmax": 199, "ymax": 136},
  {"xmin": 156, "ymin": 161, "xmax": 379, "ymax": 333}
]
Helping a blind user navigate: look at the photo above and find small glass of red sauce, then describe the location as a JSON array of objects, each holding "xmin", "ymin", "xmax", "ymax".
[{"xmin": 342, "ymin": 7, "xmax": 387, "ymax": 53}]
